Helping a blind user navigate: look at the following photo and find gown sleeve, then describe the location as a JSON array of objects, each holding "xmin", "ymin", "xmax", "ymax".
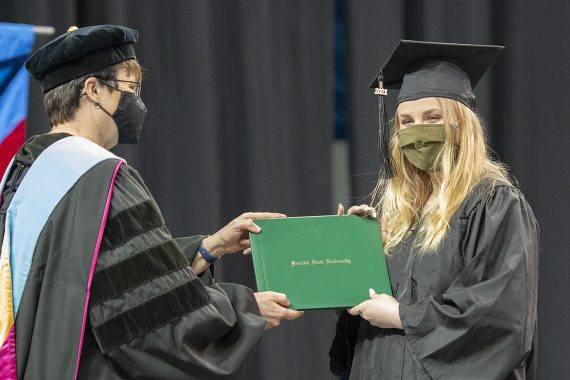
[
  {"xmin": 329, "ymin": 310, "xmax": 360, "ymax": 376},
  {"xmin": 398, "ymin": 185, "xmax": 539, "ymax": 379},
  {"xmin": 87, "ymin": 165, "xmax": 266, "ymax": 379},
  {"xmin": 174, "ymin": 235, "xmax": 216, "ymax": 286}
]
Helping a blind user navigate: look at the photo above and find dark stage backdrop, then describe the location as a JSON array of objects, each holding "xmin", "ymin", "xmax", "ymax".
[{"xmin": 3, "ymin": 1, "xmax": 569, "ymax": 379}]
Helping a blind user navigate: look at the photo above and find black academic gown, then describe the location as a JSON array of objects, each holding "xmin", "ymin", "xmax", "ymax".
[
  {"xmin": 1, "ymin": 134, "xmax": 266, "ymax": 380},
  {"xmin": 330, "ymin": 180, "xmax": 538, "ymax": 380}
]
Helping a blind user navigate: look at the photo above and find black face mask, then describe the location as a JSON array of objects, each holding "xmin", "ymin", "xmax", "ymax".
[{"xmin": 97, "ymin": 90, "xmax": 148, "ymax": 144}]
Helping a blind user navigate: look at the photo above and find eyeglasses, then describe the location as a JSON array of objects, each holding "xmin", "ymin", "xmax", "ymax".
[{"xmin": 99, "ymin": 79, "xmax": 142, "ymax": 97}]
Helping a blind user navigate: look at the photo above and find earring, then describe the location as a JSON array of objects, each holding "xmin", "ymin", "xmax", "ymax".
[{"xmin": 94, "ymin": 101, "xmax": 101, "ymax": 108}]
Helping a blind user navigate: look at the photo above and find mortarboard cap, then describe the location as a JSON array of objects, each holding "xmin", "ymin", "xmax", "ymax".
[
  {"xmin": 370, "ymin": 40, "xmax": 504, "ymax": 109},
  {"xmin": 370, "ymin": 40, "xmax": 504, "ymax": 179},
  {"xmin": 25, "ymin": 24, "xmax": 139, "ymax": 93}
]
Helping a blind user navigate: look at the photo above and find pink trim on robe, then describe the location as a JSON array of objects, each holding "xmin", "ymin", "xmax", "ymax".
[
  {"xmin": 0, "ymin": 326, "xmax": 17, "ymax": 380},
  {"xmin": 74, "ymin": 160, "xmax": 125, "ymax": 380}
]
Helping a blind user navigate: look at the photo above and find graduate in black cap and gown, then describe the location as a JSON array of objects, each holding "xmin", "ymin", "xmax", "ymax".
[
  {"xmin": 0, "ymin": 25, "xmax": 302, "ymax": 380},
  {"xmin": 330, "ymin": 40, "xmax": 538, "ymax": 379}
]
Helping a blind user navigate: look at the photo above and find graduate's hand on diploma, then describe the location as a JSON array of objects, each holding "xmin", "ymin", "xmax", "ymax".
[
  {"xmin": 348, "ymin": 289, "xmax": 402, "ymax": 329},
  {"xmin": 338, "ymin": 203, "xmax": 388, "ymax": 244},
  {"xmin": 203, "ymin": 212, "xmax": 286, "ymax": 256},
  {"xmin": 338, "ymin": 203, "xmax": 377, "ymax": 218},
  {"xmin": 254, "ymin": 291, "xmax": 304, "ymax": 330}
]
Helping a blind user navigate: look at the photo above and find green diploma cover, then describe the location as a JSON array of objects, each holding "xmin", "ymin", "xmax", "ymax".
[{"xmin": 250, "ymin": 215, "xmax": 392, "ymax": 310}]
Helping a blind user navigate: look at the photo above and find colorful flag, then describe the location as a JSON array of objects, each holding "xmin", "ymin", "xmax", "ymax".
[
  {"xmin": 0, "ymin": 22, "xmax": 35, "ymax": 177},
  {"xmin": 0, "ymin": 22, "xmax": 35, "ymax": 380}
]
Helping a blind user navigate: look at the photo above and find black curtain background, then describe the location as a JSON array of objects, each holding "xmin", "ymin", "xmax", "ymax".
[{"xmin": 3, "ymin": 0, "xmax": 569, "ymax": 379}]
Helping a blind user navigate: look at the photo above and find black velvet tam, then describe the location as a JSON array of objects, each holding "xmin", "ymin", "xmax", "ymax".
[
  {"xmin": 25, "ymin": 25, "xmax": 138, "ymax": 93},
  {"xmin": 369, "ymin": 40, "xmax": 504, "ymax": 108}
]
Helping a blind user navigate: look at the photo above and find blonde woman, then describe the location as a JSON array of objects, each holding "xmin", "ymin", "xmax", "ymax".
[{"xmin": 330, "ymin": 41, "xmax": 538, "ymax": 380}]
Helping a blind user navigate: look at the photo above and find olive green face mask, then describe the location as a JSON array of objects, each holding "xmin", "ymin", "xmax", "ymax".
[{"xmin": 397, "ymin": 124, "xmax": 456, "ymax": 172}]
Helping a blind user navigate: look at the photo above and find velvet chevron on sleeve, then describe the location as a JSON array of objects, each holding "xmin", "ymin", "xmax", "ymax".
[{"xmin": 81, "ymin": 165, "xmax": 266, "ymax": 379}]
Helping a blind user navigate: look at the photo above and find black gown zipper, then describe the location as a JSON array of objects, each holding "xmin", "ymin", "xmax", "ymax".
[
  {"xmin": 12, "ymin": 162, "xmax": 26, "ymax": 185},
  {"xmin": 1, "ymin": 161, "xmax": 27, "ymax": 213}
]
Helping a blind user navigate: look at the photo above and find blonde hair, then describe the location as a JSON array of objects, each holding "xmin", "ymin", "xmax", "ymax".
[{"xmin": 371, "ymin": 97, "xmax": 510, "ymax": 254}]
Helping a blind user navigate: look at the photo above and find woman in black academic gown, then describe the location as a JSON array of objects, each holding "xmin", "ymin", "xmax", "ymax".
[{"xmin": 330, "ymin": 40, "xmax": 538, "ymax": 380}]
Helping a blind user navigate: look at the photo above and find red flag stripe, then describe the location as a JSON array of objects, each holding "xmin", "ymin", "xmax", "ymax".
[{"xmin": 0, "ymin": 118, "xmax": 25, "ymax": 176}]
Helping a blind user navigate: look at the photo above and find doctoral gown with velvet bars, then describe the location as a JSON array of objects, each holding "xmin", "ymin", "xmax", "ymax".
[
  {"xmin": 0, "ymin": 133, "xmax": 266, "ymax": 380},
  {"xmin": 329, "ymin": 179, "xmax": 538, "ymax": 380}
]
